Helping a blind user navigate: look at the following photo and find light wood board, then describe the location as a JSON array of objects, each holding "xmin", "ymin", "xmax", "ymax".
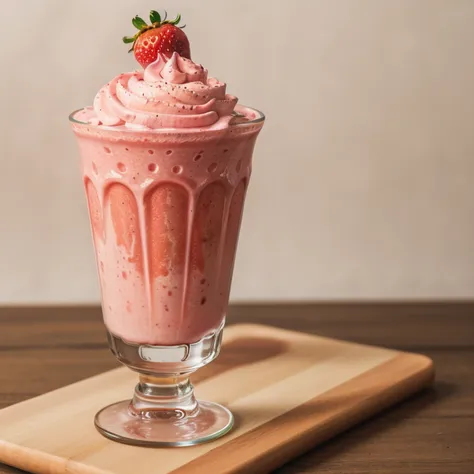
[{"xmin": 0, "ymin": 324, "xmax": 434, "ymax": 474}]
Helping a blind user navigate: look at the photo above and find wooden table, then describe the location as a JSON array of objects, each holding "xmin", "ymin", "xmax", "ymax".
[{"xmin": 0, "ymin": 303, "xmax": 473, "ymax": 473}]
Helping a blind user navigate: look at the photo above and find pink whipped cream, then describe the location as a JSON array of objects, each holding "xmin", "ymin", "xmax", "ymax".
[{"xmin": 92, "ymin": 52, "xmax": 238, "ymax": 130}]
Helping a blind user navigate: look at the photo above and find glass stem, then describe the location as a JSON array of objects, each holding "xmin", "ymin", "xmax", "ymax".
[{"xmin": 129, "ymin": 374, "xmax": 199, "ymax": 420}]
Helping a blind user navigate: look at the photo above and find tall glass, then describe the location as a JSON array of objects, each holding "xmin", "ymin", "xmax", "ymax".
[{"xmin": 70, "ymin": 106, "xmax": 264, "ymax": 446}]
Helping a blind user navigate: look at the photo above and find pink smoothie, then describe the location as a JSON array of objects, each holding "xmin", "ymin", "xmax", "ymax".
[{"xmin": 72, "ymin": 53, "xmax": 263, "ymax": 345}]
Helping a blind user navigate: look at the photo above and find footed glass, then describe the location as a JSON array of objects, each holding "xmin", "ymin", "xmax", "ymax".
[{"xmin": 70, "ymin": 106, "xmax": 264, "ymax": 446}]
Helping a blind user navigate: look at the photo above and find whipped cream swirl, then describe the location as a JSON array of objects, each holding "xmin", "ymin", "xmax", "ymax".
[{"xmin": 93, "ymin": 53, "xmax": 238, "ymax": 129}]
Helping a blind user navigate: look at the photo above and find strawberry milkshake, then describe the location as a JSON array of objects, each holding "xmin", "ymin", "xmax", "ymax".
[
  {"xmin": 70, "ymin": 10, "xmax": 264, "ymax": 446},
  {"xmin": 73, "ymin": 52, "xmax": 262, "ymax": 346}
]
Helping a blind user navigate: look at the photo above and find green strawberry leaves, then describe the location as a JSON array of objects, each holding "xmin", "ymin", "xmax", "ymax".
[
  {"xmin": 149, "ymin": 10, "xmax": 161, "ymax": 24},
  {"xmin": 170, "ymin": 13, "xmax": 181, "ymax": 25},
  {"xmin": 132, "ymin": 16, "xmax": 147, "ymax": 30}
]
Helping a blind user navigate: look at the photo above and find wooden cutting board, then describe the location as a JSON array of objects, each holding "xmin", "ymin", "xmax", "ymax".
[{"xmin": 0, "ymin": 324, "xmax": 434, "ymax": 474}]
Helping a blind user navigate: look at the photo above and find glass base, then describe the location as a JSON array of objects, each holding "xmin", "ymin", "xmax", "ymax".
[
  {"xmin": 95, "ymin": 323, "xmax": 232, "ymax": 447},
  {"xmin": 95, "ymin": 399, "xmax": 234, "ymax": 447}
]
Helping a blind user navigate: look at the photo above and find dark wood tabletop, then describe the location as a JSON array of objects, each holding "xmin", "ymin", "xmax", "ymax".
[{"xmin": 0, "ymin": 303, "xmax": 473, "ymax": 473}]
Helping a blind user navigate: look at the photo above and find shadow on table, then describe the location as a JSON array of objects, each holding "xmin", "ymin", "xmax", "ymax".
[{"xmin": 0, "ymin": 464, "xmax": 28, "ymax": 474}]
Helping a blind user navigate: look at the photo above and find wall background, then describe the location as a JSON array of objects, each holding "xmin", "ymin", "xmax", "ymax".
[{"xmin": 1, "ymin": 0, "xmax": 473, "ymax": 303}]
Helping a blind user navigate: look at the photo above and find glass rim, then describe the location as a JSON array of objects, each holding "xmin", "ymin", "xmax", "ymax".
[{"xmin": 68, "ymin": 104, "xmax": 265, "ymax": 133}]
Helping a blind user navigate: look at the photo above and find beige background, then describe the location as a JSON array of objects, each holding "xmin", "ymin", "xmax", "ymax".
[{"xmin": 1, "ymin": 0, "xmax": 473, "ymax": 303}]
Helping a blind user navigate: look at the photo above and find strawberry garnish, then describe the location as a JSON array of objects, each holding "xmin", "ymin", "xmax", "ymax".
[{"xmin": 123, "ymin": 10, "xmax": 191, "ymax": 68}]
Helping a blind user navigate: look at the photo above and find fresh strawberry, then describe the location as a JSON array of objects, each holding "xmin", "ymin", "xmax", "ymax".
[{"xmin": 123, "ymin": 10, "xmax": 191, "ymax": 68}]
